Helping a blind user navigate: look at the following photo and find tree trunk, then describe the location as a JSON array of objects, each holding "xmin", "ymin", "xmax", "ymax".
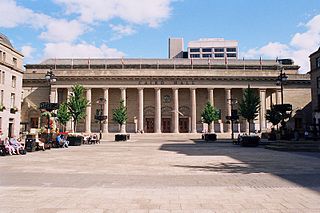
[
  {"xmin": 248, "ymin": 120, "xmax": 251, "ymax": 135},
  {"xmin": 74, "ymin": 119, "xmax": 77, "ymax": 133}
]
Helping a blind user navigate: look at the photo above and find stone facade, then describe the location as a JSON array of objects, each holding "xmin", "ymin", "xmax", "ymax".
[
  {"xmin": 309, "ymin": 47, "xmax": 320, "ymax": 125},
  {"xmin": 22, "ymin": 58, "xmax": 311, "ymax": 135},
  {"xmin": 0, "ymin": 33, "xmax": 24, "ymax": 138}
]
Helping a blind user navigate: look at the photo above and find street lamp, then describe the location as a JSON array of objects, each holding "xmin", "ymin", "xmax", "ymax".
[
  {"xmin": 226, "ymin": 98, "xmax": 239, "ymax": 140},
  {"xmin": 276, "ymin": 67, "xmax": 288, "ymax": 105},
  {"xmin": 95, "ymin": 97, "xmax": 107, "ymax": 140},
  {"xmin": 45, "ymin": 69, "xmax": 57, "ymax": 144}
]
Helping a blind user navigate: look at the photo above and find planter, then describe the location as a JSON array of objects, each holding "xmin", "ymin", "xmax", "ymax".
[
  {"xmin": 25, "ymin": 139, "xmax": 37, "ymax": 152},
  {"xmin": 67, "ymin": 136, "xmax": 83, "ymax": 146},
  {"xmin": 239, "ymin": 136, "xmax": 260, "ymax": 147},
  {"xmin": 115, "ymin": 134, "xmax": 130, "ymax": 141},
  {"xmin": 202, "ymin": 133, "xmax": 217, "ymax": 142}
]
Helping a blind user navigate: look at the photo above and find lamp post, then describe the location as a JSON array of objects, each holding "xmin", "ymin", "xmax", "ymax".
[
  {"xmin": 95, "ymin": 97, "xmax": 107, "ymax": 140},
  {"xmin": 276, "ymin": 67, "xmax": 288, "ymax": 128},
  {"xmin": 44, "ymin": 69, "xmax": 56, "ymax": 144},
  {"xmin": 226, "ymin": 98, "xmax": 238, "ymax": 140}
]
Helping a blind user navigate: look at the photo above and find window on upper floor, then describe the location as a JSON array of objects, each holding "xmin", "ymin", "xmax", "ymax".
[
  {"xmin": 2, "ymin": 52, "xmax": 6, "ymax": 62},
  {"xmin": 12, "ymin": 76, "xmax": 16, "ymax": 88},
  {"xmin": 227, "ymin": 53, "xmax": 237, "ymax": 58},
  {"xmin": 10, "ymin": 93, "xmax": 15, "ymax": 108},
  {"xmin": 226, "ymin": 48, "xmax": 237, "ymax": 52},
  {"xmin": 214, "ymin": 53, "xmax": 224, "ymax": 58},
  {"xmin": 0, "ymin": 51, "xmax": 2, "ymax": 61},
  {"xmin": 214, "ymin": 48, "xmax": 224, "ymax": 52},
  {"xmin": 202, "ymin": 54, "xmax": 212, "ymax": 58},
  {"xmin": 190, "ymin": 54, "xmax": 200, "ymax": 58},
  {"xmin": 0, "ymin": 90, "xmax": 3, "ymax": 105},
  {"xmin": 202, "ymin": 48, "xmax": 212, "ymax": 52},
  {"xmin": 1, "ymin": 71, "xmax": 4, "ymax": 84},
  {"xmin": 190, "ymin": 48, "xmax": 200, "ymax": 52},
  {"xmin": 316, "ymin": 57, "xmax": 320, "ymax": 68},
  {"xmin": 13, "ymin": 57, "xmax": 17, "ymax": 67}
]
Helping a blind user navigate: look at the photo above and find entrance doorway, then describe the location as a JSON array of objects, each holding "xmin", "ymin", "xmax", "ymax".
[
  {"xmin": 179, "ymin": 118, "xmax": 189, "ymax": 133},
  {"xmin": 146, "ymin": 118, "xmax": 154, "ymax": 133},
  {"xmin": 162, "ymin": 118, "xmax": 171, "ymax": 133},
  {"xmin": 8, "ymin": 123, "xmax": 13, "ymax": 138}
]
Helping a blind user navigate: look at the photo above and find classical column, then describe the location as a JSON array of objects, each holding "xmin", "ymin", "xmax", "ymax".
[
  {"xmin": 173, "ymin": 88, "xmax": 179, "ymax": 133},
  {"xmin": 66, "ymin": 88, "xmax": 73, "ymax": 132},
  {"xmin": 138, "ymin": 88, "xmax": 144, "ymax": 132},
  {"xmin": 103, "ymin": 88, "xmax": 109, "ymax": 133},
  {"xmin": 190, "ymin": 88, "xmax": 197, "ymax": 133},
  {"xmin": 121, "ymin": 88, "xmax": 126, "ymax": 105},
  {"xmin": 85, "ymin": 88, "xmax": 91, "ymax": 133},
  {"xmin": 225, "ymin": 88, "xmax": 231, "ymax": 133},
  {"xmin": 259, "ymin": 89, "xmax": 267, "ymax": 131},
  {"xmin": 120, "ymin": 88, "xmax": 126, "ymax": 133},
  {"xmin": 276, "ymin": 89, "xmax": 282, "ymax": 105},
  {"xmin": 50, "ymin": 88, "xmax": 57, "ymax": 103},
  {"xmin": 208, "ymin": 88, "xmax": 214, "ymax": 133},
  {"xmin": 154, "ymin": 88, "xmax": 161, "ymax": 133}
]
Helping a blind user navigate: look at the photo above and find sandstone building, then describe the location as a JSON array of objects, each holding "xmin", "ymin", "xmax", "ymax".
[
  {"xmin": 309, "ymin": 47, "xmax": 320, "ymax": 126},
  {"xmin": 0, "ymin": 33, "xmax": 24, "ymax": 138},
  {"xmin": 22, "ymin": 56, "xmax": 311, "ymax": 135}
]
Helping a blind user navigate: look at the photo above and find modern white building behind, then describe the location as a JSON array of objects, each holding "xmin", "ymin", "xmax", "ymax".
[{"xmin": 0, "ymin": 33, "xmax": 24, "ymax": 138}]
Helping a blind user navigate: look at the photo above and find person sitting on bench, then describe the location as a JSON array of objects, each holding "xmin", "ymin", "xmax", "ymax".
[
  {"xmin": 5, "ymin": 138, "xmax": 16, "ymax": 155},
  {"xmin": 9, "ymin": 137, "xmax": 24, "ymax": 155},
  {"xmin": 56, "ymin": 134, "xmax": 69, "ymax": 148}
]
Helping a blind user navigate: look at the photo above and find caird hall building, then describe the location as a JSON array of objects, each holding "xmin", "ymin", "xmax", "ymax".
[{"xmin": 22, "ymin": 38, "xmax": 311, "ymax": 135}]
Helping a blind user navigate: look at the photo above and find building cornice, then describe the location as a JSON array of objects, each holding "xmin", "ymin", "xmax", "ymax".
[{"xmin": 0, "ymin": 61, "xmax": 24, "ymax": 74}]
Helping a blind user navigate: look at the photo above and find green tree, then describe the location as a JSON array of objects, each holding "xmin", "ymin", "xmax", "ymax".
[
  {"xmin": 265, "ymin": 105, "xmax": 282, "ymax": 129},
  {"xmin": 201, "ymin": 102, "xmax": 220, "ymax": 133},
  {"xmin": 67, "ymin": 84, "xmax": 90, "ymax": 132},
  {"xmin": 238, "ymin": 85, "xmax": 260, "ymax": 135},
  {"xmin": 57, "ymin": 102, "xmax": 71, "ymax": 132},
  {"xmin": 112, "ymin": 100, "xmax": 128, "ymax": 133}
]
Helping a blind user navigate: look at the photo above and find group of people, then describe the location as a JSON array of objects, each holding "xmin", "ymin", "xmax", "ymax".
[
  {"xmin": 3, "ymin": 137, "xmax": 24, "ymax": 155},
  {"xmin": 56, "ymin": 134, "xmax": 69, "ymax": 148}
]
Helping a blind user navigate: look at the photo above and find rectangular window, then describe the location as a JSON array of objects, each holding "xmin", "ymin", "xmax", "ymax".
[
  {"xmin": 30, "ymin": 118, "xmax": 39, "ymax": 128},
  {"xmin": 3, "ymin": 52, "xmax": 6, "ymax": 62},
  {"xmin": 214, "ymin": 53, "xmax": 224, "ymax": 58},
  {"xmin": 214, "ymin": 48, "xmax": 224, "ymax": 52},
  {"xmin": 0, "ymin": 50, "xmax": 2, "ymax": 61},
  {"xmin": 190, "ymin": 48, "xmax": 200, "ymax": 52},
  {"xmin": 227, "ymin": 48, "xmax": 237, "ymax": 52},
  {"xmin": 13, "ymin": 57, "xmax": 17, "ymax": 67},
  {"xmin": 202, "ymin": 48, "xmax": 212, "ymax": 52},
  {"xmin": 227, "ymin": 53, "xmax": 237, "ymax": 58},
  {"xmin": 10, "ymin": 93, "xmax": 15, "ymax": 108},
  {"xmin": 0, "ymin": 90, "xmax": 3, "ymax": 105},
  {"xmin": 2, "ymin": 71, "xmax": 5, "ymax": 84},
  {"xmin": 202, "ymin": 54, "xmax": 212, "ymax": 58},
  {"xmin": 190, "ymin": 54, "xmax": 200, "ymax": 58},
  {"xmin": 316, "ymin": 57, "xmax": 320, "ymax": 68},
  {"xmin": 12, "ymin": 76, "xmax": 16, "ymax": 88}
]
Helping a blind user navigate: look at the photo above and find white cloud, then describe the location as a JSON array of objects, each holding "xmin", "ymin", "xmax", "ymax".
[
  {"xmin": 109, "ymin": 24, "xmax": 136, "ymax": 40},
  {"xmin": 242, "ymin": 14, "xmax": 320, "ymax": 73},
  {"xmin": 54, "ymin": 0, "xmax": 173, "ymax": 27},
  {"xmin": 21, "ymin": 45, "xmax": 35, "ymax": 58},
  {"xmin": 39, "ymin": 19, "xmax": 86, "ymax": 42},
  {"xmin": 43, "ymin": 42, "xmax": 125, "ymax": 59}
]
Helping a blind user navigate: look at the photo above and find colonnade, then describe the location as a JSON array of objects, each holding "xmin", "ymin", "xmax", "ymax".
[{"xmin": 49, "ymin": 87, "xmax": 282, "ymax": 133}]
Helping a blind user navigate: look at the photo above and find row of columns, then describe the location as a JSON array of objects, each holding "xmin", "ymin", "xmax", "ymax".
[{"xmin": 51, "ymin": 87, "xmax": 283, "ymax": 133}]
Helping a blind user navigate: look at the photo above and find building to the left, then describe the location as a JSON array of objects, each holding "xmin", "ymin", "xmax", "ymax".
[{"xmin": 0, "ymin": 33, "xmax": 24, "ymax": 138}]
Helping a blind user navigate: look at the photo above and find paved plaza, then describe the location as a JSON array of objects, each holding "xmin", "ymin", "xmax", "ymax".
[{"xmin": 0, "ymin": 134, "xmax": 320, "ymax": 212}]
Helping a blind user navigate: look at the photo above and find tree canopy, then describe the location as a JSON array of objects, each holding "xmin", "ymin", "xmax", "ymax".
[{"xmin": 112, "ymin": 100, "xmax": 128, "ymax": 126}]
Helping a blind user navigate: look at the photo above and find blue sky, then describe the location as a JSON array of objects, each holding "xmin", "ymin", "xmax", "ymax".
[{"xmin": 0, "ymin": 0, "xmax": 320, "ymax": 73}]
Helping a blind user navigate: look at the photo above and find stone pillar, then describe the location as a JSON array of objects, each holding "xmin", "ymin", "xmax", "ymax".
[
  {"xmin": 190, "ymin": 88, "xmax": 197, "ymax": 133},
  {"xmin": 66, "ymin": 88, "xmax": 73, "ymax": 132},
  {"xmin": 85, "ymin": 88, "xmax": 92, "ymax": 133},
  {"xmin": 259, "ymin": 89, "xmax": 267, "ymax": 132},
  {"xmin": 208, "ymin": 88, "xmax": 215, "ymax": 133},
  {"xmin": 173, "ymin": 88, "xmax": 179, "ymax": 133},
  {"xmin": 138, "ymin": 88, "xmax": 144, "ymax": 132},
  {"xmin": 120, "ymin": 88, "xmax": 126, "ymax": 133},
  {"xmin": 103, "ymin": 88, "xmax": 108, "ymax": 133},
  {"xmin": 155, "ymin": 88, "xmax": 161, "ymax": 133},
  {"xmin": 225, "ymin": 88, "xmax": 231, "ymax": 133},
  {"xmin": 276, "ymin": 89, "xmax": 282, "ymax": 104},
  {"xmin": 50, "ymin": 88, "xmax": 57, "ymax": 103}
]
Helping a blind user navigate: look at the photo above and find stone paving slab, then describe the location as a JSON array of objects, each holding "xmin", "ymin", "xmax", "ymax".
[{"xmin": 0, "ymin": 136, "xmax": 319, "ymax": 212}]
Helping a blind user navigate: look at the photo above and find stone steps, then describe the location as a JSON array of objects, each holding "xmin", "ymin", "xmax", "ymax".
[{"xmin": 265, "ymin": 141, "xmax": 320, "ymax": 152}]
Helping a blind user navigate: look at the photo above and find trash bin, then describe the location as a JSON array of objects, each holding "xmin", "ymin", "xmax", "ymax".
[{"xmin": 25, "ymin": 138, "xmax": 37, "ymax": 152}]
